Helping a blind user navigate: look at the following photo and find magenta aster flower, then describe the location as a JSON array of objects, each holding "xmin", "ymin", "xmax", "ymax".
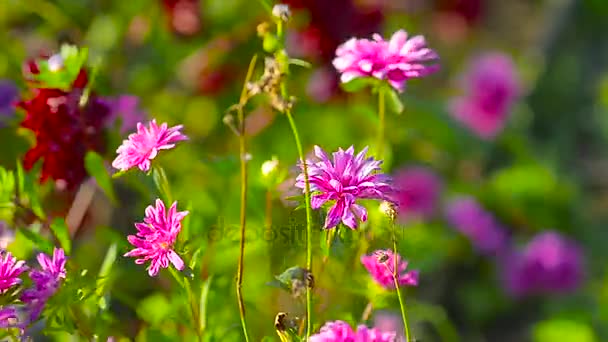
[
  {"xmin": 124, "ymin": 199, "xmax": 188, "ymax": 277},
  {"xmin": 0, "ymin": 251, "xmax": 27, "ymax": 293},
  {"xmin": 112, "ymin": 119, "xmax": 187, "ymax": 172},
  {"xmin": 333, "ymin": 29, "xmax": 439, "ymax": 92},
  {"xmin": 444, "ymin": 196, "xmax": 508, "ymax": 255},
  {"xmin": 502, "ymin": 231, "xmax": 584, "ymax": 297},
  {"xmin": 310, "ymin": 320, "xmax": 396, "ymax": 342},
  {"xmin": 448, "ymin": 52, "xmax": 520, "ymax": 139},
  {"xmin": 361, "ymin": 249, "xmax": 418, "ymax": 289},
  {"xmin": 21, "ymin": 247, "xmax": 66, "ymax": 322},
  {"xmin": 295, "ymin": 145, "xmax": 392, "ymax": 229},
  {"xmin": 391, "ymin": 166, "xmax": 442, "ymax": 222}
]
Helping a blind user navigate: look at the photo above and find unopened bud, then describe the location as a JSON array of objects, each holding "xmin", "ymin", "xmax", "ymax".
[
  {"xmin": 272, "ymin": 4, "xmax": 291, "ymax": 22},
  {"xmin": 261, "ymin": 156, "xmax": 279, "ymax": 177}
]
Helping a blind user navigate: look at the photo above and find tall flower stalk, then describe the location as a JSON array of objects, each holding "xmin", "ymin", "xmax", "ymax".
[
  {"xmin": 389, "ymin": 217, "xmax": 411, "ymax": 341},
  {"xmin": 233, "ymin": 55, "xmax": 258, "ymax": 342},
  {"xmin": 376, "ymin": 87, "xmax": 386, "ymax": 159}
]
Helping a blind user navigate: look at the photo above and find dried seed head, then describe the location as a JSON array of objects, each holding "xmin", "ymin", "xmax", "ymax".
[{"xmin": 379, "ymin": 201, "xmax": 398, "ymax": 222}]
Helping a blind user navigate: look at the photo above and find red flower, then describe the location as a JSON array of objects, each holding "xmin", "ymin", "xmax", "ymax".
[{"xmin": 18, "ymin": 67, "xmax": 110, "ymax": 189}]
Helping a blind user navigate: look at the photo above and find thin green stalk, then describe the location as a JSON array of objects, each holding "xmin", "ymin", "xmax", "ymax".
[
  {"xmin": 377, "ymin": 88, "xmax": 386, "ymax": 159},
  {"xmin": 390, "ymin": 222, "xmax": 411, "ymax": 341},
  {"xmin": 235, "ymin": 55, "xmax": 258, "ymax": 342},
  {"xmin": 285, "ymin": 109, "xmax": 314, "ymax": 338},
  {"xmin": 169, "ymin": 267, "xmax": 201, "ymax": 340}
]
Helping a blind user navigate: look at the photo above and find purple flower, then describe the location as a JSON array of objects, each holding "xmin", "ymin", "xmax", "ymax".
[
  {"xmin": 295, "ymin": 145, "xmax": 392, "ymax": 229},
  {"xmin": 0, "ymin": 79, "xmax": 18, "ymax": 120},
  {"xmin": 448, "ymin": 52, "xmax": 520, "ymax": 139},
  {"xmin": 21, "ymin": 248, "xmax": 66, "ymax": 322},
  {"xmin": 391, "ymin": 166, "xmax": 442, "ymax": 222},
  {"xmin": 124, "ymin": 199, "xmax": 188, "ymax": 277},
  {"xmin": 503, "ymin": 231, "xmax": 584, "ymax": 297},
  {"xmin": 333, "ymin": 29, "xmax": 439, "ymax": 92},
  {"xmin": 106, "ymin": 95, "xmax": 146, "ymax": 134},
  {"xmin": 361, "ymin": 249, "xmax": 419, "ymax": 289},
  {"xmin": 112, "ymin": 119, "xmax": 187, "ymax": 172},
  {"xmin": 445, "ymin": 196, "xmax": 508, "ymax": 255},
  {"xmin": 0, "ymin": 306, "xmax": 18, "ymax": 329},
  {"xmin": 0, "ymin": 251, "xmax": 27, "ymax": 293},
  {"xmin": 310, "ymin": 320, "xmax": 396, "ymax": 342}
]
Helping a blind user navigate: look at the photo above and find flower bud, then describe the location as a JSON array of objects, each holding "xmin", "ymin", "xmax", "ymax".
[
  {"xmin": 272, "ymin": 4, "xmax": 291, "ymax": 22},
  {"xmin": 261, "ymin": 156, "xmax": 279, "ymax": 178}
]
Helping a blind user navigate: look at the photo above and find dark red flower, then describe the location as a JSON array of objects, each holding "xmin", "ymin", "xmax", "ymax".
[{"xmin": 18, "ymin": 67, "xmax": 110, "ymax": 189}]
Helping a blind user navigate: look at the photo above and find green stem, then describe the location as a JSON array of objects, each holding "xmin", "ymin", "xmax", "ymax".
[
  {"xmin": 235, "ymin": 55, "xmax": 258, "ymax": 342},
  {"xmin": 390, "ymin": 222, "xmax": 411, "ymax": 341},
  {"xmin": 377, "ymin": 88, "xmax": 386, "ymax": 159},
  {"xmin": 169, "ymin": 267, "xmax": 201, "ymax": 340},
  {"xmin": 285, "ymin": 108, "xmax": 314, "ymax": 339}
]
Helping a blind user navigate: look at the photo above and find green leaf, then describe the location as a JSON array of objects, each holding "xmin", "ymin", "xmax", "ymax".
[
  {"xmin": 386, "ymin": 89, "xmax": 404, "ymax": 114},
  {"xmin": 137, "ymin": 293, "xmax": 172, "ymax": 325},
  {"xmin": 199, "ymin": 276, "xmax": 212, "ymax": 333},
  {"xmin": 96, "ymin": 243, "xmax": 117, "ymax": 299},
  {"xmin": 288, "ymin": 58, "xmax": 312, "ymax": 69},
  {"xmin": 152, "ymin": 166, "xmax": 173, "ymax": 204},
  {"xmin": 50, "ymin": 218, "xmax": 71, "ymax": 255},
  {"xmin": 533, "ymin": 319, "xmax": 596, "ymax": 342},
  {"xmin": 18, "ymin": 227, "xmax": 53, "ymax": 254},
  {"xmin": 340, "ymin": 77, "xmax": 378, "ymax": 93},
  {"xmin": 84, "ymin": 151, "xmax": 117, "ymax": 204}
]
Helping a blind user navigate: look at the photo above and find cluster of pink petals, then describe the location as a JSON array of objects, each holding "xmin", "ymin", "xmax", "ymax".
[
  {"xmin": 391, "ymin": 166, "xmax": 442, "ymax": 222},
  {"xmin": 21, "ymin": 248, "xmax": 67, "ymax": 322},
  {"xmin": 333, "ymin": 30, "xmax": 439, "ymax": 92},
  {"xmin": 361, "ymin": 249, "xmax": 419, "ymax": 289},
  {"xmin": 502, "ymin": 231, "xmax": 584, "ymax": 297},
  {"xmin": 448, "ymin": 52, "xmax": 520, "ymax": 139},
  {"xmin": 296, "ymin": 145, "xmax": 392, "ymax": 229},
  {"xmin": 0, "ymin": 251, "xmax": 27, "ymax": 293},
  {"xmin": 310, "ymin": 320, "xmax": 396, "ymax": 342},
  {"xmin": 112, "ymin": 119, "xmax": 187, "ymax": 172},
  {"xmin": 124, "ymin": 199, "xmax": 188, "ymax": 277}
]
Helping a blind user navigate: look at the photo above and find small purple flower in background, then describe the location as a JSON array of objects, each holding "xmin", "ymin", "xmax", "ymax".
[
  {"xmin": 448, "ymin": 52, "xmax": 520, "ymax": 139},
  {"xmin": 0, "ymin": 251, "xmax": 27, "ymax": 293},
  {"xmin": 503, "ymin": 230, "xmax": 584, "ymax": 297},
  {"xmin": 106, "ymin": 95, "xmax": 146, "ymax": 134},
  {"xmin": 112, "ymin": 119, "xmax": 187, "ymax": 172},
  {"xmin": 333, "ymin": 29, "xmax": 439, "ymax": 92},
  {"xmin": 21, "ymin": 247, "xmax": 66, "ymax": 322},
  {"xmin": 0, "ymin": 79, "xmax": 19, "ymax": 124},
  {"xmin": 373, "ymin": 310, "xmax": 405, "ymax": 342},
  {"xmin": 310, "ymin": 320, "xmax": 396, "ymax": 342},
  {"xmin": 445, "ymin": 196, "xmax": 508, "ymax": 255},
  {"xmin": 0, "ymin": 221, "xmax": 15, "ymax": 249},
  {"xmin": 295, "ymin": 145, "xmax": 392, "ymax": 229},
  {"xmin": 391, "ymin": 166, "xmax": 442, "ymax": 222},
  {"xmin": 124, "ymin": 199, "xmax": 188, "ymax": 277},
  {"xmin": 361, "ymin": 249, "xmax": 419, "ymax": 289}
]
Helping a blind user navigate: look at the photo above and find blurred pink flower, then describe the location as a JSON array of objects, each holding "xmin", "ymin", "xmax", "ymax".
[
  {"xmin": 0, "ymin": 251, "xmax": 27, "ymax": 293},
  {"xmin": 373, "ymin": 311, "xmax": 405, "ymax": 342},
  {"xmin": 361, "ymin": 249, "xmax": 419, "ymax": 289},
  {"xmin": 21, "ymin": 248, "xmax": 66, "ymax": 322},
  {"xmin": 112, "ymin": 119, "xmax": 187, "ymax": 172},
  {"xmin": 445, "ymin": 196, "xmax": 508, "ymax": 255},
  {"xmin": 106, "ymin": 95, "xmax": 146, "ymax": 134},
  {"xmin": 449, "ymin": 52, "xmax": 520, "ymax": 139},
  {"xmin": 503, "ymin": 230, "xmax": 584, "ymax": 297},
  {"xmin": 125, "ymin": 199, "xmax": 188, "ymax": 277},
  {"xmin": 296, "ymin": 146, "xmax": 392, "ymax": 229},
  {"xmin": 391, "ymin": 166, "xmax": 442, "ymax": 222},
  {"xmin": 333, "ymin": 29, "xmax": 439, "ymax": 92},
  {"xmin": 310, "ymin": 320, "xmax": 396, "ymax": 342}
]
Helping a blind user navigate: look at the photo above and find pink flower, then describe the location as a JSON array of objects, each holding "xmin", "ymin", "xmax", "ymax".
[
  {"xmin": 21, "ymin": 248, "xmax": 66, "ymax": 322},
  {"xmin": 449, "ymin": 52, "xmax": 520, "ymax": 139},
  {"xmin": 295, "ymin": 146, "xmax": 392, "ymax": 229},
  {"xmin": 502, "ymin": 231, "xmax": 584, "ymax": 297},
  {"xmin": 112, "ymin": 119, "xmax": 187, "ymax": 172},
  {"xmin": 124, "ymin": 199, "xmax": 188, "ymax": 276},
  {"xmin": 310, "ymin": 320, "xmax": 396, "ymax": 342},
  {"xmin": 333, "ymin": 29, "xmax": 439, "ymax": 92},
  {"xmin": 444, "ymin": 196, "xmax": 508, "ymax": 255},
  {"xmin": 361, "ymin": 249, "xmax": 419, "ymax": 289},
  {"xmin": 0, "ymin": 251, "xmax": 27, "ymax": 293},
  {"xmin": 391, "ymin": 166, "xmax": 442, "ymax": 222}
]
